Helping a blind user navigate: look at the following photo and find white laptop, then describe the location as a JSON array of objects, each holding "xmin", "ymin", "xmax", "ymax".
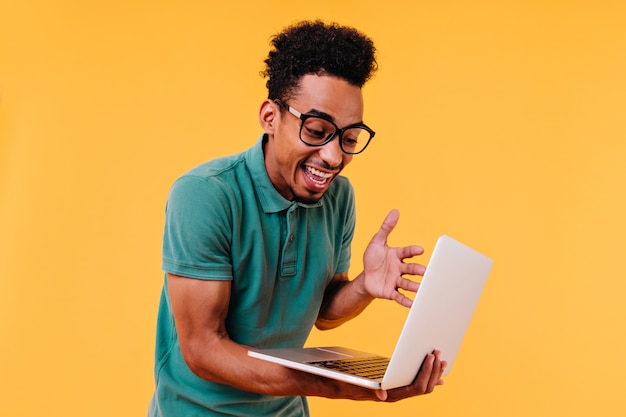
[{"xmin": 248, "ymin": 235, "xmax": 493, "ymax": 390}]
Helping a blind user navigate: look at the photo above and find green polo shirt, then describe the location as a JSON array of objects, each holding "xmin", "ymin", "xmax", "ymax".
[{"xmin": 149, "ymin": 135, "xmax": 356, "ymax": 416}]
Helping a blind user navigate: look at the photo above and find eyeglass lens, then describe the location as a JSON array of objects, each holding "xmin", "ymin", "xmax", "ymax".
[{"xmin": 300, "ymin": 117, "xmax": 371, "ymax": 154}]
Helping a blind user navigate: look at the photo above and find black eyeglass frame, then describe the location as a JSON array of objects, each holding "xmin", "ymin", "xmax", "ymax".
[{"xmin": 274, "ymin": 99, "xmax": 376, "ymax": 155}]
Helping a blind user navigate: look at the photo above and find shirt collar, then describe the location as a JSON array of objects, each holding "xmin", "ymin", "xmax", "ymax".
[{"xmin": 246, "ymin": 134, "xmax": 323, "ymax": 213}]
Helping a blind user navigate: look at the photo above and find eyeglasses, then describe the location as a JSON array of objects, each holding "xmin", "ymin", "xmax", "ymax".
[{"xmin": 274, "ymin": 99, "xmax": 375, "ymax": 155}]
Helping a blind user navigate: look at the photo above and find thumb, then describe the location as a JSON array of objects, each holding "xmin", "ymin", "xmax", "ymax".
[
  {"xmin": 370, "ymin": 209, "xmax": 400, "ymax": 246},
  {"xmin": 375, "ymin": 389, "xmax": 388, "ymax": 401}
]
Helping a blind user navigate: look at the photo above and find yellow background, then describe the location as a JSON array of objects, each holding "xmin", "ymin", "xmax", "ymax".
[{"xmin": 1, "ymin": 1, "xmax": 625, "ymax": 416}]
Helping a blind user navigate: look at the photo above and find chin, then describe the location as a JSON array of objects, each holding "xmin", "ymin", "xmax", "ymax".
[
  {"xmin": 292, "ymin": 187, "xmax": 326, "ymax": 204},
  {"xmin": 293, "ymin": 194, "xmax": 323, "ymax": 205}
]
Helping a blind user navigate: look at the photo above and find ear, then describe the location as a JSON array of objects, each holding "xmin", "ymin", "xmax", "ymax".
[{"xmin": 258, "ymin": 99, "xmax": 280, "ymax": 134}]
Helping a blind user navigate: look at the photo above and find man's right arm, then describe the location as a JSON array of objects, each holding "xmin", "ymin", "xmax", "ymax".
[{"xmin": 167, "ymin": 273, "xmax": 384, "ymax": 399}]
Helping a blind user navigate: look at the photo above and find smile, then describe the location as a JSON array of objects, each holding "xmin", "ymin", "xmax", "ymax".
[{"xmin": 305, "ymin": 165, "xmax": 333, "ymax": 185}]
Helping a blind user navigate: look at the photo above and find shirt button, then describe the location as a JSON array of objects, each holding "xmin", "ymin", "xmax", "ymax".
[{"xmin": 289, "ymin": 234, "xmax": 294, "ymax": 242}]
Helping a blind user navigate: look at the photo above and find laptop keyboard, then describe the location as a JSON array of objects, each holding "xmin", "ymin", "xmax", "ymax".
[{"xmin": 309, "ymin": 356, "xmax": 390, "ymax": 379}]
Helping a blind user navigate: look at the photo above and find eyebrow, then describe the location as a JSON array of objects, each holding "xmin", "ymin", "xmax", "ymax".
[
  {"xmin": 305, "ymin": 108, "xmax": 364, "ymax": 126},
  {"xmin": 305, "ymin": 108, "xmax": 335, "ymax": 121}
]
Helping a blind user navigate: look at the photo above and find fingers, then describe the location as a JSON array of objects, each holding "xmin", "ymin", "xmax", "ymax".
[
  {"xmin": 399, "ymin": 261, "xmax": 425, "ymax": 280},
  {"xmin": 391, "ymin": 291, "xmax": 414, "ymax": 308},
  {"xmin": 426, "ymin": 351, "xmax": 444, "ymax": 392},
  {"xmin": 392, "ymin": 264, "xmax": 423, "ymax": 307},
  {"xmin": 414, "ymin": 352, "xmax": 434, "ymax": 391},
  {"xmin": 396, "ymin": 244, "xmax": 425, "ymax": 260},
  {"xmin": 439, "ymin": 360, "xmax": 448, "ymax": 385},
  {"xmin": 391, "ymin": 277, "xmax": 419, "ymax": 306},
  {"xmin": 413, "ymin": 350, "xmax": 444, "ymax": 394},
  {"xmin": 392, "ymin": 271, "xmax": 422, "ymax": 308},
  {"xmin": 375, "ymin": 389, "xmax": 388, "ymax": 401},
  {"xmin": 396, "ymin": 277, "xmax": 420, "ymax": 293},
  {"xmin": 370, "ymin": 209, "xmax": 400, "ymax": 246},
  {"xmin": 383, "ymin": 351, "xmax": 445, "ymax": 402}
]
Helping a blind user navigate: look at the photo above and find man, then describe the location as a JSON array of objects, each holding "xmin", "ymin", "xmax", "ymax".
[{"xmin": 149, "ymin": 20, "xmax": 445, "ymax": 417}]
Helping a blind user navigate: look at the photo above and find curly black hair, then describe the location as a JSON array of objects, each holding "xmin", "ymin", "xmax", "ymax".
[{"xmin": 262, "ymin": 20, "xmax": 378, "ymax": 101}]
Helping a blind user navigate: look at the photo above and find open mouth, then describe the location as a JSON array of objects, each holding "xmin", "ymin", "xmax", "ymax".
[{"xmin": 304, "ymin": 165, "xmax": 334, "ymax": 187}]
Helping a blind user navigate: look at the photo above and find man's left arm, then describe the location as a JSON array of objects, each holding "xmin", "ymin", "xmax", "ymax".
[{"xmin": 316, "ymin": 209, "xmax": 425, "ymax": 330}]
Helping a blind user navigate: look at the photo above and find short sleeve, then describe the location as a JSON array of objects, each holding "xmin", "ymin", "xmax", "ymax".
[{"xmin": 162, "ymin": 175, "xmax": 234, "ymax": 280}]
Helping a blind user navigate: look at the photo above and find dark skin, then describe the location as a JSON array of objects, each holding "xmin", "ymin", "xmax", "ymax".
[{"xmin": 169, "ymin": 74, "xmax": 446, "ymax": 402}]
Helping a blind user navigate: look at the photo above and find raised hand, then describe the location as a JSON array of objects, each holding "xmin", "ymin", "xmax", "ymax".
[{"xmin": 362, "ymin": 210, "xmax": 425, "ymax": 307}]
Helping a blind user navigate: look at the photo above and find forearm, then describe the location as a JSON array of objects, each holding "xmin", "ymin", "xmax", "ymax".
[
  {"xmin": 169, "ymin": 275, "xmax": 382, "ymax": 400},
  {"xmin": 180, "ymin": 326, "xmax": 297, "ymax": 395},
  {"xmin": 181, "ymin": 332, "xmax": 378, "ymax": 400},
  {"xmin": 316, "ymin": 271, "xmax": 374, "ymax": 330}
]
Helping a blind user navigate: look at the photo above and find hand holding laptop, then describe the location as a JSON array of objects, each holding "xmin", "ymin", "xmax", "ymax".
[{"xmin": 374, "ymin": 349, "xmax": 447, "ymax": 402}]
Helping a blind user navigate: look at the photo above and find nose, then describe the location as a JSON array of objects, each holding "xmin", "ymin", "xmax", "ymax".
[{"xmin": 318, "ymin": 135, "xmax": 345, "ymax": 168}]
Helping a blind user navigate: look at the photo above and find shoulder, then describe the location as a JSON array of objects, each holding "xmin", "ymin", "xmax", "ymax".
[
  {"xmin": 169, "ymin": 151, "xmax": 250, "ymax": 204},
  {"xmin": 183, "ymin": 151, "xmax": 247, "ymax": 184}
]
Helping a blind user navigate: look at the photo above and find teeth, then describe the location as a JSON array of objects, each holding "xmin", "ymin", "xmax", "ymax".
[{"xmin": 306, "ymin": 166, "xmax": 333, "ymax": 179}]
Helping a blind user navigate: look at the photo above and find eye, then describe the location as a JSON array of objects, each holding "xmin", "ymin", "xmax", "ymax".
[
  {"xmin": 302, "ymin": 117, "xmax": 335, "ymax": 142},
  {"xmin": 342, "ymin": 136, "xmax": 359, "ymax": 147},
  {"xmin": 303, "ymin": 125, "xmax": 327, "ymax": 140}
]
